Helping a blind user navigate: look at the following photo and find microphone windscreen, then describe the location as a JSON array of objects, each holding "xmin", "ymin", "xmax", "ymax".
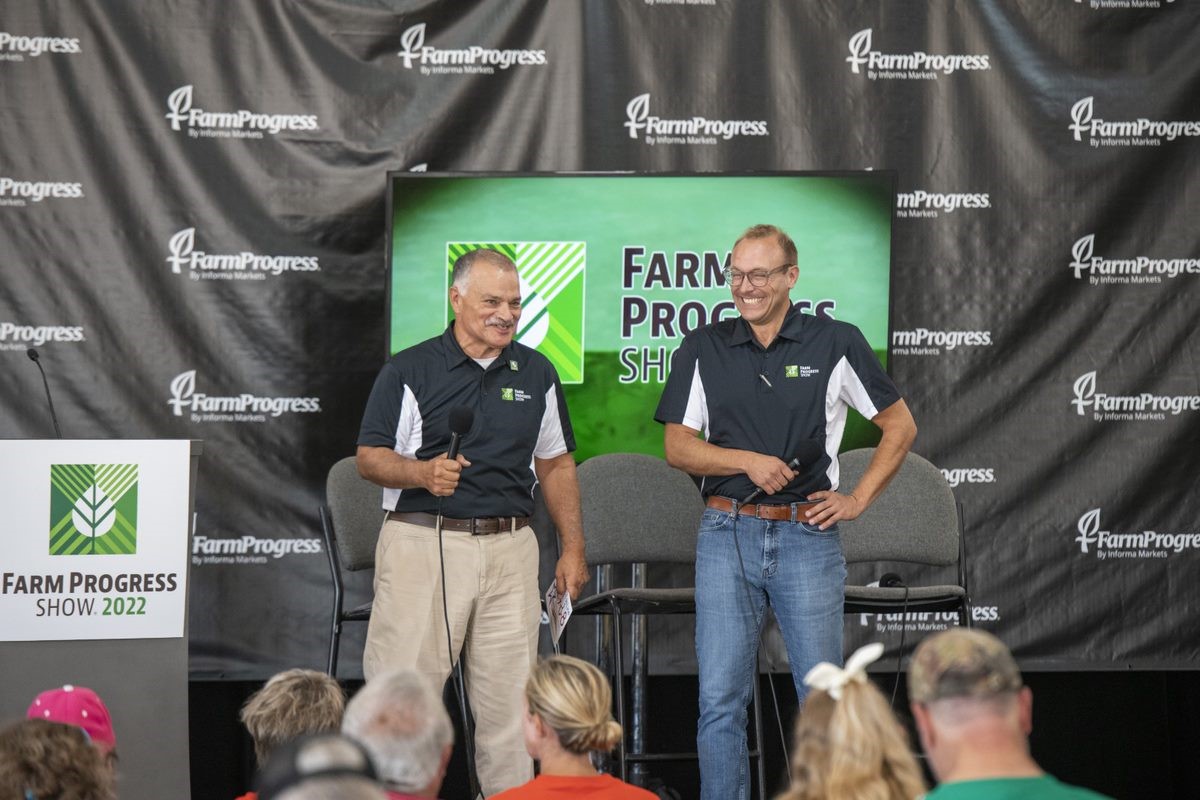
[
  {"xmin": 26, "ymin": 348, "xmax": 39, "ymax": 362},
  {"xmin": 448, "ymin": 406, "xmax": 474, "ymax": 436}
]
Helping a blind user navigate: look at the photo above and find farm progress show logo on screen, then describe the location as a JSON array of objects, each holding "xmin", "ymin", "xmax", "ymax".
[
  {"xmin": 447, "ymin": 243, "xmax": 585, "ymax": 383},
  {"xmin": 49, "ymin": 464, "xmax": 138, "ymax": 556}
]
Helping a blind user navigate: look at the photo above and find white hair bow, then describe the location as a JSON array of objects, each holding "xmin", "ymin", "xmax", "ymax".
[{"xmin": 802, "ymin": 642, "xmax": 885, "ymax": 700}]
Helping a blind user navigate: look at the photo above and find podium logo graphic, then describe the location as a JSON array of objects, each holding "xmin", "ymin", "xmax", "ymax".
[
  {"xmin": 49, "ymin": 464, "xmax": 138, "ymax": 555},
  {"xmin": 447, "ymin": 242, "xmax": 586, "ymax": 383}
]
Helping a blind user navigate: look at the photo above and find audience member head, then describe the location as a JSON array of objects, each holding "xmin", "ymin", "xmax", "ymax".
[
  {"xmin": 777, "ymin": 643, "xmax": 926, "ymax": 800},
  {"xmin": 241, "ymin": 668, "xmax": 346, "ymax": 767},
  {"xmin": 908, "ymin": 628, "xmax": 1034, "ymax": 783},
  {"xmin": 523, "ymin": 654, "xmax": 622, "ymax": 760},
  {"xmin": 0, "ymin": 718, "xmax": 116, "ymax": 800},
  {"xmin": 26, "ymin": 683, "xmax": 118, "ymax": 770},
  {"xmin": 257, "ymin": 731, "xmax": 382, "ymax": 800},
  {"xmin": 342, "ymin": 669, "xmax": 453, "ymax": 798}
]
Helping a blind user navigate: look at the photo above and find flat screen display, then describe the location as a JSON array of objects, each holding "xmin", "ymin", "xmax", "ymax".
[{"xmin": 387, "ymin": 172, "xmax": 895, "ymax": 460}]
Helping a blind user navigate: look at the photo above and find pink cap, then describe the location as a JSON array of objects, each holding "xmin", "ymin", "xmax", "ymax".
[{"xmin": 26, "ymin": 684, "xmax": 116, "ymax": 753}]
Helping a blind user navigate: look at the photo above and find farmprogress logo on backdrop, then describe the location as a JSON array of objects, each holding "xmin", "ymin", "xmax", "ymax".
[
  {"xmin": 845, "ymin": 28, "xmax": 990, "ymax": 80},
  {"xmin": 0, "ymin": 30, "xmax": 81, "ymax": 62},
  {"xmin": 164, "ymin": 85, "xmax": 319, "ymax": 139},
  {"xmin": 1071, "ymin": 371, "xmax": 1200, "ymax": 422},
  {"xmin": 166, "ymin": 228, "xmax": 320, "ymax": 281},
  {"xmin": 891, "ymin": 328, "xmax": 992, "ymax": 356},
  {"xmin": 397, "ymin": 23, "xmax": 547, "ymax": 75},
  {"xmin": 1073, "ymin": 508, "xmax": 1199, "ymax": 560},
  {"xmin": 0, "ymin": 175, "xmax": 84, "ymax": 208},
  {"xmin": 1068, "ymin": 234, "xmax": 1200, "ymax": 285},
  {"xmin": 895, "ymin": 188, "xmax": 990, "ymax": 219},
  {"xmin": 446, "ymin": 243, "xmax": 585, "ymax": 383},
  {"xmin": 49, "ymin": 464, "xmax": 137, "ymax": 556},
  {"xmin": 167, "ymin": 370, "xmax": 322, "ymax": 423},
  {"xmin": 1069, "ymin": 97, "xmax": 1199, "ymax": 148},
  {"xmin": 623, "ymin": 94, "xmax": 768, "ymax": 146}
]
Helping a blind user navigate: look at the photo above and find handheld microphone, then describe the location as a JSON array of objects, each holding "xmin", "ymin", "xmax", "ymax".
[
  {"xmin": 740, "ymin": 456, "xmax": 802, "ymax": 505},
  {"xmin": 26, "ymin": 349, "xmax": 63, "ymax": 439},
  {"xmin": 446, "ymin": 406, "xmax": 473, "ymax": 460}
]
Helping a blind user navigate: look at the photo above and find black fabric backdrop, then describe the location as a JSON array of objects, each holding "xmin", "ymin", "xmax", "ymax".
[{"xmin": 1, "ymin": 0, "xmax": 1196, "ymax": 678}]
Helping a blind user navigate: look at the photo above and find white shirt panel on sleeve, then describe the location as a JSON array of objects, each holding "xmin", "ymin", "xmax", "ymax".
[
  {"xmin": 533, "ymin": 385, "xmax": 569, "ymax": 460},
  {"xmin": 681, "ymin": 361, "xmax": 710, "ymax": 436},
  {"xmin": 383, "ymin": 384, "xmax": 423, "ymax": 510}
]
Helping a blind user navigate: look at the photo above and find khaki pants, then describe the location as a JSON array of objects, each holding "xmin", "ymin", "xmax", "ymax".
[{"xmin": 363, "ymin": 518, "xmax": 540, "ymax": 797}]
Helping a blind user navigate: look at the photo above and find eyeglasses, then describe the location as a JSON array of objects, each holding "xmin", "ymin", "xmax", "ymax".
[{"xmin": 722, "ymin": 264, "xmax": 793, "ymax": 287}]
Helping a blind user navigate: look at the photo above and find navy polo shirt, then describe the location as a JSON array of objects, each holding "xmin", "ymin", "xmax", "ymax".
[
  {"xmin": 655, "ymin": 306, "xmax": 900, "ymax": 502},
  {"xmin": 357, "ymin": 325, "xmax": 575, "ymax": 517}
]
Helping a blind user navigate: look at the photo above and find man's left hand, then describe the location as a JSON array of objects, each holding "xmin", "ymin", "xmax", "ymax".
[
  {"xmin": 555, "ymin": 550, "xmax": 589, "ymax": 600},
  {"xmin": 803, "ymin": 491, "xmax": 862, "ymax": 531}
]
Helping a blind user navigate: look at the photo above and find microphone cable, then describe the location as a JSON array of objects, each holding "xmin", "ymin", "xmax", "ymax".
[
  {"xmin": 878, "ymin": 573, "xmax": 911, "ymax": 709},
  {"xmin": 434, "ymin": 407, "xmax": 479, "ymax": 798},
  {"xmin": 727, "ymin": 456, "xmax": 802, "ymax": 785}
]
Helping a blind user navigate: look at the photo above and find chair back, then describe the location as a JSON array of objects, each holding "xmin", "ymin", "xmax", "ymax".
[
  {"xmin": 324, "ymin": 456, "xmax": 385, "ymax": 571},
  {"xmin": 577, "ymin": 453, "xmax": 704, "ymax": 565},
  {"xmin": 837, "ymin": 448, "xmax": 958, "ymax": 565}
]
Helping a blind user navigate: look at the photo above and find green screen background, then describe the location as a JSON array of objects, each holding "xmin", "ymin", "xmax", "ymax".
[{"xmin": 390, "ymin": 174, "xmax": 893, "ymax": 460}]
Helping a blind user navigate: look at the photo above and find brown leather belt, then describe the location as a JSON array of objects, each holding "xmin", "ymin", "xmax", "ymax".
[
  {"xmin": 707, "ymin": 495, "xmax": 820, "ymax": 522},
  {"xmin": 387, "ymin": 510, "xmax": 530, "ymax": 535}
]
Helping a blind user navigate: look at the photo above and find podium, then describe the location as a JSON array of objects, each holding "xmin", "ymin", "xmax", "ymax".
[{"xmin": 0, "ymin": 440, "xmax": 201, "ymax": 799}]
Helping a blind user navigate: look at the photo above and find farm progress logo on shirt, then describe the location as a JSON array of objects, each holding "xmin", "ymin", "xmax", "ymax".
[
  {"xmin": 845, "ymin": 28, "xmax": 990, "ymax": 80},
  {"xmin": 397, "ymin": 23, "xmax": 547, "ymax": 75}
]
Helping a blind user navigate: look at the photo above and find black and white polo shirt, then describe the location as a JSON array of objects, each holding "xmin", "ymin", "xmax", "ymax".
[
  {"xmin": 358, "ymin": 325, "xmax": 575, "ymax": 517},
  {"xmin": 655, "ymin": 306, "xmax": 900, "ymax": 502}
]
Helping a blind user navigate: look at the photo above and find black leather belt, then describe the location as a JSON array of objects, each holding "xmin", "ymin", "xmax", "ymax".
[{"xmin": 386, "ymin": 510, "xmax": 530, "ymax": 535}]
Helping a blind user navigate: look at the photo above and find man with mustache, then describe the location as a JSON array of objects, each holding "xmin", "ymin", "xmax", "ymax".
[
  {"xmin": 655, "ymin": 224, "xmax": 917, "ymax": 800},
  {"xmin": 356, "ymin": 248, "xmax": 589, "ymax": 797}
]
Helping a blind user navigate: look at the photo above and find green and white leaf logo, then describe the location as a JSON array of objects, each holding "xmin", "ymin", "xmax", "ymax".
[
  {"xmin": 447, "ymin": 242, "xmax": 586, "ymax": 383},
  {"xmin": 49, "ymin": 464, "xmax": 138, "ymax": 555}
]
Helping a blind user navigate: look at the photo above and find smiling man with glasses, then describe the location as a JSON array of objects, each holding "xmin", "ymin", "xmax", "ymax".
[{"xmin": 655, "ymin": 223, "xmax": 917, "ymax": 800}]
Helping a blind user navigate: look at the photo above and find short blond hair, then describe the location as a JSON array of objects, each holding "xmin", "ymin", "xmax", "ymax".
[
  {"xmin": 734, "ymin": 224, "xmax": 798, "ymax": 267},
  {"xmin": 776, "ymin": 681, "xmax": 926, "ymax": 800},
  {"xmin": 241, "ymin": 669, "xmax": 346, "ymax": 766},
  {"xmin": 525, "ymin": 655, "xmax": 622, "ymax": 755}
]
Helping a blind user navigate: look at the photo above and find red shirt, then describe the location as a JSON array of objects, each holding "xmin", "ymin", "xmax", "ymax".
[{"xmin": 489, "ymin": 774, "xmax": 658, "ymax": 799}]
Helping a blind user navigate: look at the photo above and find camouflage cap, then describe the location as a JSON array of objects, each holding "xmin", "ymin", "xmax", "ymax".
[{"xmin": 908, "ymin": 628, "xmax": 1023, "ymax": 704}]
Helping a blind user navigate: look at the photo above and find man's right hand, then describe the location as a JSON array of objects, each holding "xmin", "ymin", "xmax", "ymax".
[
  {"xmin": 425, "ymin": 452, "xmax": 471, "ymax": 496},
  {"xmin": 743, "ymin": 453, "xmax": 798, "ymax": 495}
]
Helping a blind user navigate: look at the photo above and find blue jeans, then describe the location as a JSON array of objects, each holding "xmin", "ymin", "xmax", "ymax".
[{"xmin": 695, "ymin": 506, "xmax": 846, "ymax": 800}]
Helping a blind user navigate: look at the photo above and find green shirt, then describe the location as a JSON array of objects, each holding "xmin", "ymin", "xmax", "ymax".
[{"xmin": 925, "ymin": 775, "xmax": 1113, "ymax": 800}]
